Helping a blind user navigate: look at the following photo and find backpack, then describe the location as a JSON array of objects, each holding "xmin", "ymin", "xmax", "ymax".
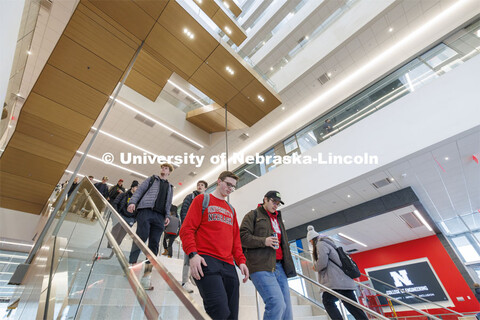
[
  {"xmin": 323, "ymin": 240, "xmax": 361, "ymax": 279},
  {"xmin": 201, "ymin": 194, "xmax": 234, "ymax": 216},
  {"xmin": 136, "ymin": 176, "xmax": 155, "ymax": 206}
]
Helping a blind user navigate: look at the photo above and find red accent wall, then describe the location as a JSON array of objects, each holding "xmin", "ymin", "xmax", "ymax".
[{"xmin": 350, "ymin": 235, "xmax": 479, "ymax": 315}]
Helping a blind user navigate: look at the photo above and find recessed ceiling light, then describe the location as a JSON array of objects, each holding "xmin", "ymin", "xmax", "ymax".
[
  {"xmin": 225, "ymin": 26, "xmax": 232, "ymax": 35},
  {"xmin": 196, "ymin": 0, "xmax": 202, "ymax": 3},
  {"xmin": 338, "ymin": 233, "xmax": 367, "ymax": 247},
  {"xmin": 183, "ymin": 28, "xmax": 194, "ymax": 39},
  {"xmin": 257, "ymin": 95, "xmax": 264, "ymax": 102},
  {"xmin": 225, "ymin": 66, "xmax": 235, "ymax": 75},
  {"xmin": 262, "ymin": 41, "xmax": 266, "ymax": 45},
  {"xmin": 281, "ymin": 107, "xmax": 285, "ymax": 110},
  {"xmin": 347, "ymin": 194, "xmax": 351, "ymax": 198},
  {"xmin": 476, "ymin": 29, "xmax": 480, "ymax": 38},
  {"xmin": 223, "ymin": 1, "xmax": 229, "ymax": 9},
  {"xmin": 327, "ymin": 72, "xmax": 332, "ymax": 77},
  {"xmin": 16, "ymin": 93, "xmax": 22, "ymax": 97},
  {"xmin": 389, "ymin": 177, "xmax": 395, "ymax": 181},
  {"xmin": 445, "ymin": 157, "xmax": 449, "ymax": 160},
  {"xmin": 270, "ymin": 67, "xmax": 274, "ymax": 71},
  {"xmin": 312, "ymin": 208, "xmax": 315, "ymax": 211},
  {"xmin": 27, "ymin": 50, "xmax": 32, "ymax": 55},
  {"xmin": 413, "ymin": 210, "xmax": 433, "ymax": 231},
  {"xmin": 305, "ymin": 35, "xmax": 309, "ymax": 40},
  {"xmin": 388, "ymin": 27, "xmax": 393, "ymax": 32}
]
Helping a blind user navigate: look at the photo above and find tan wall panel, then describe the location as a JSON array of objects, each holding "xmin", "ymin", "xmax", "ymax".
[
  {"xmin": 78, "ymin": 2, "xmax": 140, "ymax": 49},
  {"xmin": 158, "ymin": 1, "xmax": 218, "ymax": 60},
  {"xmin": 132, "ymin": 0, "xmax": 169, "ymax": 20},
  {"xmin": 189, "ymin": 63, "xmax": 238, "ymax": 105},
  {"xmin": 133, "ymin": 49, "xmax": 172, "ymax": 87},
  {"xmin": 0, "ymin": 147, "xmax": 66, "ymax": 185},
  {"xmin": 211, "ymin": 9, "xmax": 246, "ymax": 46},
  {"xmin": 0, "ymin": 196, "xmax": 45, "ymax": 215},
  {"xmin": 23, "ymin": 93, "xmax": 94, "ymax": 136},
  {"xmin": 227, "ymin": 92, "xmax": 265, "ymax": 126},
  {"xmin": 64, "ymin": 7, "xmax": 137, "ymax": 70},
  {"xmin": 241, "ymin": 79, "xmax": 282, "ymax": 113},
  {"xmin": 0, "ymin": 171, "xmax": 55, "ymax": 206},
  {"xmin": 49, "ymin": 36, "xmax": 123, "ymax": 95},
  {"xmin": 223, "ymin": 0, "xmax": 242, "ymax": 17},
  {"xmin": 125, "ymin": 69, "xmax": 163, "ymax": 101},
  {"xmin": 8, "ymin": 132, "xmax": 74, "ymax": 165},
  {"xmin": 88, "ymin": 0, "xmax": 155, "ymax": 40},
  {"xmin": 146, "ymin": 23, "xmax": 203, "ymax": 77},
  {"xmin": 33, "ymin": 64, "xmax": 108, "ymax": 120},
  {"xmin": 15, "ymin": 113, "xmax": 86, "ymax": 152},
  {"xmin": 207, "ymin": 45, "xmax": 254, "ymax": 91}
]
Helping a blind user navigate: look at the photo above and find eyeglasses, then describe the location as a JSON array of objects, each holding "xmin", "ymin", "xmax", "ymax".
[
  {"xmin": 222, "ymin": 180, "xmax": 236, "ymax": 191},
  {"xmin": 269, "ymin": 199, "xmax": 282, "ymax": 207}
]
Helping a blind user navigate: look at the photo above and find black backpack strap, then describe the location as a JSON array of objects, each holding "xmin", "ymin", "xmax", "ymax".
[
  {"xmin": 201, "ymin": 194, "xmax": 236, "ymax": 218},
  {"xmin": 320, "ymin": 239, "xmax": 343, "ymax": 270},
  {"xmin": 136, "ymin": 176, "xmax": 155, "ymax": 206}
]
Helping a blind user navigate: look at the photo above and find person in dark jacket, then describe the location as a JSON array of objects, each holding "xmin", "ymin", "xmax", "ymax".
[
  {"xmin": 67, "ymin": 177, "xmax": 80, "ymax": 197},
  {"xmin": 127, "ymin": 163, "xmax": 174, "ymax": 290},
  {"xmin": 162, "ymin": 205, "xmax": 180, "ymax": 258},
  {"xmin": 108, "ymin": 179, "xmax": 125, "ymax": 204},
  {"xmin": 307, "ymin": 226, "xmax": 367, "ymax": 320},
  {"xmin": 94, "ymin": 176, "xmax": 109, "ymax": 200},
  {"xmin": 109, "ymin": 180, "xmax": 139, "ymax": 247},
  {"xmin": 474, "ymin": 283, "xmax": 480, "ymax": 303},
  {"xmin": 179, "ymin": 180, "xmax": 208, "ymax": 293},
  {"xmin": 240, "ymin": 191, "xmax": 296, "ymax": 320}
]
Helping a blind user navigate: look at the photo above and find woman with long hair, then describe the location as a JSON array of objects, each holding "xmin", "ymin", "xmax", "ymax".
[{"xmin": 306, "ymin": 225, "xmax": 367, "ymax": 320}]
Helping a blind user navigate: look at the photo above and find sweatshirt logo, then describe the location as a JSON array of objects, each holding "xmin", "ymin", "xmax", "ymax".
[{"xmin": 207, "ymin": 206, "xmax": 233, "ymax": 225}]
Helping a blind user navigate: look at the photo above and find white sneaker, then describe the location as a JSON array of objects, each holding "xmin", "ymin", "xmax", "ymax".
[
  {"xmin": 182, "ymin": 282, "xmax": 194, "ymax": 293},
  {"xmin": 141, "ymin": 275, "xmax": 154, "ymax": 290}
]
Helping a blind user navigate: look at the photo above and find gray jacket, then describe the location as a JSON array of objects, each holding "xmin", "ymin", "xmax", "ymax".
[
  {"xmin": 164, "ymin": 215, "xmax": 180, "ymax": 235},
  {"xmin": 129, "ymin": 175, "xmax": 173, "ymax": 214},
  {"xmin": 313, "ymin": 237, "xmax": 356, "ymax": 291}
]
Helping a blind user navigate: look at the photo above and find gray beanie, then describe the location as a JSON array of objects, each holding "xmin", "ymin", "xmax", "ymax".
[{"xmin": 306, "ymin": 225, "xmax": 320, "ymax": 241}]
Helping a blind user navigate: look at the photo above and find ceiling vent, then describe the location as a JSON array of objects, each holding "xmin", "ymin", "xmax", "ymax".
[
  {"xmin": 40, "ymin": 0, "xmax": 53, "ymax": 9},
  {"xmin": 317, "ymin": 73, "xmax": 331, "ymax": 85},
  {"xmin": 134, "ymin": 114, "xmax": 155, "ymax": 127},
  {"xmin": 172, "ymin": 87, "xmax": 180, "ymax": 95},
  {"xmin": 239, "ymin": 133, "xmax": 250, "ymax": 141},
  {"xmin": 372, "ymin": 178, "xmax": 392, "ymax": 189},
  {"xmin": 170, "ymin": 132, "xmax": 202, "ymax": 151},
  {"xmin": 399, "ymin": 212, "xmax": 423, "ymax": 229},
  {"xmin": 184, "ymin": 96, "xmax": 196, "ymax": 104}
]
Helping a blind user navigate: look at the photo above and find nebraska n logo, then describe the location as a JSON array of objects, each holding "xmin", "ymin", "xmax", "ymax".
[{"xmin": 389, "ymin": 270, "xmax": 413, "ymax": 287}]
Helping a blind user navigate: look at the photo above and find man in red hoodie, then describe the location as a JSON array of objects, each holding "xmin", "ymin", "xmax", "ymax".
[{"xmin": 180, "ymin": 171, "xmax": 249, "ymax": 320}]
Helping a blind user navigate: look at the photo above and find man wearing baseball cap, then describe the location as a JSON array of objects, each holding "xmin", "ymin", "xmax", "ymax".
[
  {"xmin": 240, "ymin": 191, "xmax": 296, "ymax": 320},
  {"xmin": 126, "ymin": 163, "xmax": 174, "ymax": 290}
]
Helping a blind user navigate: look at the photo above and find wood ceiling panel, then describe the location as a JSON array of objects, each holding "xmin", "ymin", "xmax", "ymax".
[
  {"xmin": 33, "ymin": 64, "xmax": 108, "ymax": 120},
  {"xmin": 8, "ymin": 132, "xmax": 74, "ymax": 165},
  {"xmin": 211, "ymin": 9, "xmax": 246, "ymax": 46},
  {"xmin": 23, "ymin": 93, "xmax": 94, "ymax": 136},
  {"xmin": 0, "ymin": 147, "xmax": 66, "ymax": 185},
  {"xmin": 240, "ymin": 79, "xmax": 282, "ymax": 113},
  {"xmin": 186, "ymin": 103, "xmax": 247, "ymax": 133},
  {"xmin": 133, "ymin": 49, "xmax": 172, "ymax": 87},
  {"xmin": 132, "ymin": 0, "xmax": 169, "ymax": 20},
  {"xmin": 193, "ymin": 0, "xmax": 218, "ymax": 17},
  {"xmin": 0, "ymin": 196, "xmax": 45, "ymax": 215},
  {"xmin": 49, "ymin": 36, "xmax": 123, "ymax": 95},
  {"xmin": 206, "ymin": 45, "xmax": 254, "ymax": 91},
  {"xmin": 0, "ymin": 171, "xmax": 55, "ymax": 206},
  {"xmin": 88, "ymin": 0, "xmax": 155, "ymax": 40},
  {"xmin": 65, "ymin": 6, "xmax": 137, "ymax": 70},
  {"xmin": 15, "ymin": 113, "xmax": 86, "ymax": 152},
  {"xmin": 223, "ymin": 0, "xmax": 242, "ymax": 17},
  {"xmin": 189, "ymin": 63, "xmax": 238, "ymax": 105},
  {"xmin": 227, "ymin": 92, "xmax": 265, "ymax": 126},
  {"xmin": 125, "ymin": 69, "xmax": 163, "ymax": 101},
  {"xmin": 158, "ymin": 1, "xmax": 219, "ymax": 60},
  {"xmin": 77, "ymin": 2, "xmax": 140, "ymax": 48},
  {"xmin": 145, "ymin": 23, "xmax": 203, "ymax": 78}
]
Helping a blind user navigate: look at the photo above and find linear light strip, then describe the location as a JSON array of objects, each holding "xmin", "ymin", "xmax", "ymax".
[
  {"xmin": 76, "ymin": 151, "xmax": 149, "ymax": 179},
  {"xmin": 64, "ymin": 170, "xmax": 113, "ymax": 186},
  {"xmin": 167, "ymin": 80, "xmax": 208, "ymax": 107},
  {"xmin": 413, "ymin": 210, "xmax": 433, "ymax": 231},
  {"xmin": 91, "ymin": 127, "xmax": 179, "ymax": 168},
  {"xmin": 338, "ymin": 233, "xmax": 367, "ymax": 247},
  {"xmin": 172, "ymin": 0, "xmax": 472, "ymax": 203},
  {"xmin": 0, "ymin": 240, "xmax": 33, "ymax": 247}
]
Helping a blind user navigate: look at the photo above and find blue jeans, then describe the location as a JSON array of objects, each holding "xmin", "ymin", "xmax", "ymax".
[{"xmin": 250, "ymin": 262, "xmax": 293, "ymax": 320}]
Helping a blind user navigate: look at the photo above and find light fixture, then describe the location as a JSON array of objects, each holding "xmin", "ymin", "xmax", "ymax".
[
  {"xmin": 327, "ymin": 72, "xmax": 332, "ymax": 77},
  {"xmin": 347, "ymin": 194, "xmax": 351, "ymax": 198},
  {"xmin": 270, "ymin": 67, "xmax": 274, "ymax": 71},
  {"xmin": 338, "ymin": 233, "xmax": 367, "ymax": 247},
  {"xmin": 223, "ymin": 1, "xmax": 230, "ymax": 9},
  {"xmin": 305, "ymin": 35, "xmax": 309, "ymax": 40},
  {"xmin": 312, "ymin": 208, "xmax": 315, "ymax": 211},
  {"xmin": 225, "ymin": 66, "xmax": 235, "ymax": 75},
  {"xmin": 281, "ymin": 107, "xmax": 285, "ymax": 110},
  {"xmin": 389, "ymin": 27, "xmax": 393, "ymax": 32},
  {"xmin": 389, "ymin": 177, "xmax": 395, "ymax": 181},
  {"xmin": 196, "ymin": 0, "xmax": 202, "ymax": 3},
  {"xmin": 413, "ymin": 210, "xmax": 433, "ymax": 231},
  {"xmin": 75, "ymin": 151, "xmax": 149, "ymax": 178},
  {"xmin": 262, "ymin": 41, "xmax": 266, "ymax": 45},
  {"xmin": 476, "ymin": 29, "xmax": 480, "ymax": 38},
  {"xmin": 27, "ymin": 50, "xmax": 32, "ymax": 55},
  {"xmin": 183, "ymin": 28, "xmax": 194, "ymax": 39},
  {"xmin": 0, "ymin": 240, "xmax": 33, "ymax": 247},
  {"xmin": 225, "ymin": 26, "xmax": 232, "ymax": 35},
  {"xmin": 444, "ymin": 157, "xmax": 449, "ymax": 160},
  {"xmin": 257, "ymin": 95, "xmax": 264, "ymax": 102}
]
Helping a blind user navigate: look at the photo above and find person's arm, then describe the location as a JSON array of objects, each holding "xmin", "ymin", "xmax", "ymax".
[
  {"xmin": 112, "ymin": 192, "xmax": 123, "ymax": 211},
  {"xmin": 313, "ymin": 241, "xmax": 329, "ymax": 272},
  {"xmin": 239, "ymin": 211, "xmax": 266, "ymax": 248},
  {"xmin": 127, "ymin": 177, "xmax": 150, "ymax": 212},
  {"xmin": 179, "ymin": 195, "xmax": 203, "ymax": 255},
  {"xmin": 180, "ymin": 194, "xmax": 193, "ymax": 222},
  {"xmin": 232, "ymin": 211, "xmax": 247, "ymax": 265}
]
